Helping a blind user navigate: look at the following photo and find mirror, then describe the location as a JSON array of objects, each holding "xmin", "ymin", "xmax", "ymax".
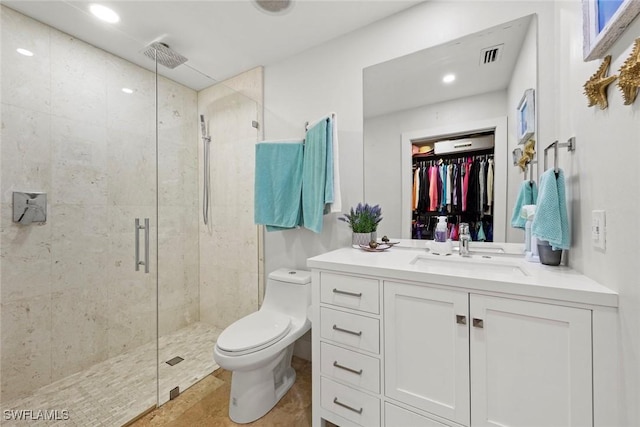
[{"xmin": 363, "ymin": 14, "xmax": 537, "ymax": 243}]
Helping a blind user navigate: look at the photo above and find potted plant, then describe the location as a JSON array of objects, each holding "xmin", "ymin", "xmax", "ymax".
[{"xmin": 339, "ymin": 203, "xmax": 383, "ymax": 246}]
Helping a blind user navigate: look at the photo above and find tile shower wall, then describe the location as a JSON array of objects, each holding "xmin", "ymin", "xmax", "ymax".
[
  {"xmin": 0, "ymin": 6, "xmax": 199, "ymax": 401},
  {"xmin": 198, "ymin": 68, "xmax": 264, "ymax": 329}
]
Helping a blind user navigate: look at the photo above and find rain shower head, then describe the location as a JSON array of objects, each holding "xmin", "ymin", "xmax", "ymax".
[{"xmin": 142, "ymin": 42, "xmax": 188, "ymax": 69}]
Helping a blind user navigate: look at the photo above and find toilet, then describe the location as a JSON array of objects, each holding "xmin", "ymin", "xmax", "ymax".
[{"xmin": 213, "ymin": 268, "xmax": 311, "ymax": 424}]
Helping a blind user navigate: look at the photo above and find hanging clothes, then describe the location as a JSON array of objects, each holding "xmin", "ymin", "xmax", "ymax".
[
  {"xmin": 412, "ymin": 167, "xmax": 420, "ymax": 211},
  {"xmin": 411, "ymin": 150, "xmax": 495, "ymax": 242},
  {"xmin": 486, "ymin": 158, "xmax": 494, "ymax": 213},
  {"xmin": 429, "ymin": 165, "xmax": 439, "ymax": 211}
]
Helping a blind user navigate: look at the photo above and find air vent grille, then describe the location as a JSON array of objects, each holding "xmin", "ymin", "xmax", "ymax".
[{"xmin": 480, "ymin": 44, "xmax": 504, "ymax": 64}]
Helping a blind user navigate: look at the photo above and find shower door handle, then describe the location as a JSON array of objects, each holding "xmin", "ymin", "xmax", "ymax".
[{"xmin": 135, "ymin": 218, "xmax": 150, "ymax": 273}]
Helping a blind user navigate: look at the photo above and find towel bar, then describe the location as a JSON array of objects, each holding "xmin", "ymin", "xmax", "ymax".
[
  {"xmin": 543, "ymin": 137, "xmax": 575, "ymax": 172},
  {"xmin": 525, "ymin": 160, "xmax": 538, "ymax": 182}
]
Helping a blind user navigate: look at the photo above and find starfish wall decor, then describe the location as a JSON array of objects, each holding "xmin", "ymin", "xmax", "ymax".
[
  {"xmin": 617, "ymin": 38, "xmax": 640, "ymax": 105},
  {"xmin": 583, "ymin": 55, "xmax": 617, "ymax": 109}
]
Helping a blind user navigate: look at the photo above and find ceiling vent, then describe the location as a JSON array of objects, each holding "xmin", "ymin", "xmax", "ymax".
[{"xmin": 480, "ymin": 44, "xmax": 504, "ymax": 65}]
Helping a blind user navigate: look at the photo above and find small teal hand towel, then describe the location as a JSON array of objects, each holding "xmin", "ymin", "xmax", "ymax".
[
  {"xmin": 532, "ymin": 168, "xmax": 570, "ymax": 250},
  {"xmin": 254, "ymin": 141, "xmax": 304, "ymax": 231},
  {"xmin": 302, "ymin": 119, "xmax": 333, "ymax": 233},
  {"xmin": 511, "ymin": 181, "xmax": 538, "ymax": 229}
]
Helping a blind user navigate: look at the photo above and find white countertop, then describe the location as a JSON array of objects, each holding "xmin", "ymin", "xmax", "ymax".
[{"xmin": 307, "ymin": 241, "xmax": 618, "ymax": 308}]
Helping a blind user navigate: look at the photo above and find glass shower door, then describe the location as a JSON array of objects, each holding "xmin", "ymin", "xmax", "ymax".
[{"xmin": 0, "ymin": 6, "xmax": 158, "ymax": 425}]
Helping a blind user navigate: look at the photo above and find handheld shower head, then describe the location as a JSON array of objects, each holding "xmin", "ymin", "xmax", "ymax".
[{"xmin": 200, "ymin": 115, "xmax": 207, "ymax": 138}]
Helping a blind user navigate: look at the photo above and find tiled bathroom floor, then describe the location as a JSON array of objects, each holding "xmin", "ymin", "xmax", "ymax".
[
  {"xmin": 1, "ymin": 322, "xmax": 222, "ymax": 427},
  {"xmin": 130, "ymin": 356, "xmax": 313, "ymax": 427}
]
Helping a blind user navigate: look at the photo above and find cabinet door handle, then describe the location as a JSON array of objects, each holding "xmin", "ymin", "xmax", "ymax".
[
  {"xmin": 456, "ymin": 314, "xmax": 467, "ymax": 325},
  {"xmin": 332, "ymin": 288, "xmax": 362, "ymax": 297},
  {"xmin": 473, "ymin": 318, "xmax": 484, "ymax": 328},
  {"xmin": 333, "ymin": 397, "xmax": 363, "ymax": 414},
  {"xmin": 333, "ymin": 361, "xmax": 363, "ymax": 375},
  {"xmin": 332, "ymin": 324, "xmax": 362, "ymax": 336}
]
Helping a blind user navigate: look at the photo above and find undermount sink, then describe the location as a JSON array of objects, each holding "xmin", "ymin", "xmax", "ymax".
[
  {"xmin": 410, "ymin": 254, "xmax": 529, "ymax": 277},
  {"xmin": 451, "ymin": 245, "xmax": 523, "ymax": 258}
]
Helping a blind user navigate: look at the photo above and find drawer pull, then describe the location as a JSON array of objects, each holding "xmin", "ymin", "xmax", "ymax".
[
  {"xmin": 333, "ymin": 361, "xmax": 363, "ymax": 375},
  {"xmin": 456, "ymin": 314, "xmax": 467, "ymax": 325},
  {"xmin": 333, "ymin": 397, "xmax": 363, "ymax": 414},
  {"xmin": 473, "ymin": 318, "xmax": 484, "ymax": 328},
  {"xmin": 332, "ymin": 288, "xmax": 362, "ymax": 297},
  {"xmin": 332, "ymin": 324, "xmax": 362, "ymax": 336}
]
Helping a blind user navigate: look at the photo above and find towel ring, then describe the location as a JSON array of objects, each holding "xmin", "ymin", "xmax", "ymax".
[{"xmin": 543, "ymin": 137, "xmax": 576, "ymax": 173}]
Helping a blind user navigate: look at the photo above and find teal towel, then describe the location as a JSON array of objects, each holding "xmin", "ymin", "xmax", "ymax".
[
  {"xmin": 254, "ymin": 141, "xmax": 304, "ymax": 231},
  {"xmin": 511, "ymin": 181, "xmax": 538, "ymax": 229},
  {"xmin": 532, "ymin": 169, "xmax": 570, "ymax": 250},
  {"xmin": 302, "ymin": 119, "xmax": 333, "ymax": 233}
]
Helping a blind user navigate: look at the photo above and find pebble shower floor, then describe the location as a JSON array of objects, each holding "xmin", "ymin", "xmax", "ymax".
[{"xmin": 1, "ymin": 323, "xmax": 221, "ymax": 426}]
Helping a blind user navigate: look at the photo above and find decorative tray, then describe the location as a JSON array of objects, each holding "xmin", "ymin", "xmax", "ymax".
[{"xmin": 353, "ymin": 244, "xmax": 392, "ymax": 252}]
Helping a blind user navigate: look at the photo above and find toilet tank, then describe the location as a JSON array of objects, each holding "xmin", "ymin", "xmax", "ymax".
[{"xmin": 261, "ymin": 268, "xmax": 311, "ymax": 318}]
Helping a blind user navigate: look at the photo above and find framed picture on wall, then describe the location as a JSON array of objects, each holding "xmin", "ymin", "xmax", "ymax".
[
  {"xmin": 517, "ymin": 88, "xmax": 535, "ymax": 145},
  {"xmin": 583, "ymin": 0, "xmax": 640, "ymax": 61}
]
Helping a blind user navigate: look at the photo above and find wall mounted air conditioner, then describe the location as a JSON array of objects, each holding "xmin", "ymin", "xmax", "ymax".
[{"xmin": 434, "ymin": 134, "xmax": 494, "ymax": 155}]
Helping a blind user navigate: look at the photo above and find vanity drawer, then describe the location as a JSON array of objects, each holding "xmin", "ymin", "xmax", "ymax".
[
  {"xmin": 320, "ymin": 272, "xmax": 379, "ymax": 314},
  {"xmin": 385, "ymin": 403, "xmax": 450, "ymax": 427},
  {"xmin": 321, "ymin": 377, "xmax": 380, "ymax": 427},
  {"xmin": 320, "ymin": 307, "xmax": 380, "ymax": 354},
  {"xmin": 321, "ymin": 342, "xmax": 380, "ymax": 393}
]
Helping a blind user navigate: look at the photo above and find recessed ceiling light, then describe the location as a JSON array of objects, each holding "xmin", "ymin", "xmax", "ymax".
[
  {"xmin": 443, "ymin": 74, "xmax": 456, "ymax": 83},
  {"xmin": 122, "ymin": 88, "xmax": 134, "ymax": 94},
  {"xmin": 90, "ymin": 4, "xmax": 120, "ymax": 23},
  {"xmin": 16, "ymin": 48, "xmax": 34, "ymax": 57}
]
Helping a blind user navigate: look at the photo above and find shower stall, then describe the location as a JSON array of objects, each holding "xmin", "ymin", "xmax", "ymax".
[{"xmin": 0, "ymin": 5, "xmax": 262, "ymax": 425}]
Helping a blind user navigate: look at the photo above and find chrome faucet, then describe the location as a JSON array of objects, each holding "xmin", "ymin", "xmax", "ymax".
[{"xmin": 459, "ymin": 223, "xmax": 471, "ymax": 257}]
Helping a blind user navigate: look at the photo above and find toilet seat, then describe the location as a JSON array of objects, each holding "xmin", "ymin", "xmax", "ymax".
[{"xmin": 216, "ymin": 311, "xmax": 291, "ymax": 356}]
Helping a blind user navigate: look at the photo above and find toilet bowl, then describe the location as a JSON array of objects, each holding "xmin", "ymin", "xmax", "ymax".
[{"xmin": 213, "ymin": 268, "xmax": 311, "ymax": 424}]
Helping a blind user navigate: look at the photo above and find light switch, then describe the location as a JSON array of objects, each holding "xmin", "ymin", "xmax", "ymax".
[{"xmin": 591, "ymin": 210, "xmax": 606, "ymax": 251}]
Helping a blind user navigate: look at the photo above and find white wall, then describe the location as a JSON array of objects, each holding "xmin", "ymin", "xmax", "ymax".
[
  {"xmin": 364, "ymin": 90, "xmax": 508, "ymax": 238},
  {"xmin": 555, "ymin": 1, "xmax": 640, "ymax": 424},
  {"xmin": 265, "ymin": 0, "xmax": 639, "ymax": 423}
]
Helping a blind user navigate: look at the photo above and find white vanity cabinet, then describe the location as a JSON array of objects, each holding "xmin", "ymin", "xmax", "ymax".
[
  {"xmin": 315, "ymin": 271, "xmax": 383, "ymax": 427},
  {"xmin": 384, "ymin": 281, "xmax": 470, "ymax": 426},
  {"xmin": 309, "ymin": 247, "xmax": 618, "ymax": 427},
  {"xmin": 385, "ymin": 281, "xmax": 593, "ymax": 427},
  {"xmin": 469, "ymin": 294, "xmax": 592, "ymax": 427}
]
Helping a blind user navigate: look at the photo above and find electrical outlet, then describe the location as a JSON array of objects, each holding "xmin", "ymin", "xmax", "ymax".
[{"xmin": 591, "ymin": 210, "xmax": 606, "ymax": 250}]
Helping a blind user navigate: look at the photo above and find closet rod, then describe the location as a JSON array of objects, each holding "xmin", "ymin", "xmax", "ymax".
[{"xmin": 543, "ymin": 137, "xmax": 576, "ymax": 172}]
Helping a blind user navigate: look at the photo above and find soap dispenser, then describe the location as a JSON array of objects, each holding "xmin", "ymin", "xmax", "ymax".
[
  {"xmin": 431, "ymin": 216, "xmax": 452, "ymax": 255},
  {"xmin": 434, "ymin": 216, "xmax": 447, "ymax": 242}
]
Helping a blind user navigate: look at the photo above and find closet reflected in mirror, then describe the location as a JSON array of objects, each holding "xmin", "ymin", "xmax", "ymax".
[{"xmin": 363, "ymin": 14, "xmax": 537, "ymax": 242}]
